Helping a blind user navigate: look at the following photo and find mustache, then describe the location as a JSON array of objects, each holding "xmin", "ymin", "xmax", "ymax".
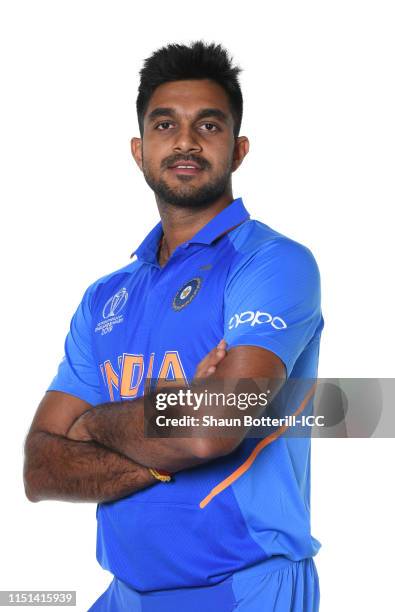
[{"xmin": 162, "ymin": 154, "xmax": 211, "ymax": 170}]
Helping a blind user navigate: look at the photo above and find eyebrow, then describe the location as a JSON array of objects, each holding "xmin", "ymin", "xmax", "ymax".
[{"xmin": 147, "ymin": 107, "xmax": 230, "ymax": 124}]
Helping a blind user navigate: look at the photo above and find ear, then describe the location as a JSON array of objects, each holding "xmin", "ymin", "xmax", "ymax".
[
  {"xmin": 131, "ymin": 137, "xmax": 143, "ymax": 171},
  {"xmin": 232, "ymin": 136, "xmax": 250, "ymax": 172}
]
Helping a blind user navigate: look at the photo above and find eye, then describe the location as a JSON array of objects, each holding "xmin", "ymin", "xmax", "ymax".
[
  {"xmin": 156, "ymin": 121, "xmax": 174, "ymax": 130},
  {"xmin": 200, "ymin": 122, "xmax": 219, "ymax": 132}
]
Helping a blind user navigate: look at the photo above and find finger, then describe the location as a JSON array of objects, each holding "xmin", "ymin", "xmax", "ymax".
[
  {"xmin": 194, "ymin": 341, "xmax": 227, "ymax": 379},
  {"xmin": 199, "ymin": 353, "xmax": 224, "ymax": 377},
  {"xmin": 194, "ymin": 360, "xmax": 218, "ymax": 379},
  {"xmin": 212, "ymin": 346, "xmax": 227, "ymax": 364},
  {"xmin": 198, "ymin": 346, "xmax": 222, "ymax": 369},
  {"xmin": 199, "ymin": 346, "xmax": 227, "ymax": 374},
  {"xmin": 195, "ymin": 365, "xmax": 217, "ymax": 380}
]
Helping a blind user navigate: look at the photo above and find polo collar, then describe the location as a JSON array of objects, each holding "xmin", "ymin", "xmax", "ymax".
[{"xmin": 132, "ymin": 196, "xmax": 250, "ymax": 264}]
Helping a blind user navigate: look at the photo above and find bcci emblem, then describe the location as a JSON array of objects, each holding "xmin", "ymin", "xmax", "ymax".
[
  {"xmin": 102, "ymin": 287, "xmax": 128, "ymax": 319},
  {"xmin": 172, "ymin": 277, "xmax": 202, "ymax": 311}
]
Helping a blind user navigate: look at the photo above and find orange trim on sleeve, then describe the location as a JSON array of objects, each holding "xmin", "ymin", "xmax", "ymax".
[{"xmin": 199, "ymin": 382, "xmax": 317, "ymax": 509}]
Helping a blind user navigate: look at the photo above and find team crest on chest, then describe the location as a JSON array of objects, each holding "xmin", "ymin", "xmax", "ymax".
[{"xmin": 172, "ymin": 277, "xmax": 202, "ymax": 311}]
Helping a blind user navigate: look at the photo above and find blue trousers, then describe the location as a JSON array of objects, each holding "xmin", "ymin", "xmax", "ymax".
[{"xmin": 88, "ymin": 556, "xmax": 320, "ymax": 611}]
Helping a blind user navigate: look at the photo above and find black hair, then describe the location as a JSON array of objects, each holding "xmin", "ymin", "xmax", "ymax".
[{"xmin": 136, "ymin": 40, "xmax": 243, "ymax": 137}]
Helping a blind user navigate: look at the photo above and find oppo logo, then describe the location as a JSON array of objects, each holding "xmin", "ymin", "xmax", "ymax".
[{"xmin": 228, "ymin": 310, "xmax": 287, "ymax": 330}]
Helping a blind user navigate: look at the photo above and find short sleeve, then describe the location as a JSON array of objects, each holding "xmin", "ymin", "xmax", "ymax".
[
  {"xmin": 47, "ymin": 283, "xmax": 102, "ymax": 405},
  {"xmin": 224, "ymin": 238, "xmax": 324, "ymax": 378}
]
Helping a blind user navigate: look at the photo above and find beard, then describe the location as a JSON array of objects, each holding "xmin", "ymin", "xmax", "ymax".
[{"xmin": 142, "ymin": 158, "xmax": 232, "ymax": 209}]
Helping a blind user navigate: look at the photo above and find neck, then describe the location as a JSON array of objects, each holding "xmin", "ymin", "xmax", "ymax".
[{"xmin": 156, "ymin": 190, "xmax": 235, "ymax": 256}]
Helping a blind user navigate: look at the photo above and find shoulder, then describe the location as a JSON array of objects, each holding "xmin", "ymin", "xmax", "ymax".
[
  {"xmin": 80, "ymin": 259, "xmax": 143, "ymax": 311},
  {"xmin": 226, "ymin": 219, "xmax": 320, "ymax": 287}
]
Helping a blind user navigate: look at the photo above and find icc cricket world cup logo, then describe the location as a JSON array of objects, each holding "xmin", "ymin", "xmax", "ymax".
[{"xmin": 102, "ymin": 288, "xmax": 129, "ymax": 319}]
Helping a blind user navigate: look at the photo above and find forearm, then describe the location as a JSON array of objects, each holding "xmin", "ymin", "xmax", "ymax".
[
  {"xmin": 23, "ymin": 431, "xmax": 156, "ymax": 503},
  {"xmin": 67, "ymin": 373, "xmax": 286, "ymax": 471},
  {"xmin": 67, "ymin": 381, "xmax": 243, "ymax": 471},
  {"xmin": 69, "ymin": 397, "xmax": 210, "ymax": 472},
  {"xmin": 67, "ymin": 347, "xmax": 287, "ymax": 471}
]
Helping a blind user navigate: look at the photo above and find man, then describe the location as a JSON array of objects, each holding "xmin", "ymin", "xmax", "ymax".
[{"xmin": 24, "ymin": 41, "xmax": 324, "ymax": 611}]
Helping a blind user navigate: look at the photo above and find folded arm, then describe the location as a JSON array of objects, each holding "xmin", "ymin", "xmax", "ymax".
[
  {"xmin": 23, "ymin": 391, "xmax": 156, "ymax": 503},
  {"xmin": 66, "ymin": 344, "xmax": 286, "ymax": 472}
]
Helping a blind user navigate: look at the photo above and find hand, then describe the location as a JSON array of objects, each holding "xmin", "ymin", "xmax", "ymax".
[
  {"xmin": 193, "ymin": 339, "xmax": 227, "ymax": 380},
  {"xmin": 66, "ymin": 413, "xmax": 92, "ymax": 442}
]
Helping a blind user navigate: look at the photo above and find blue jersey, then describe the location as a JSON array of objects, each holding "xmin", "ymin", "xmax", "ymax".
[{"xmin": 48, "ymin": 197, "xmax": 324, "ymax": 592}]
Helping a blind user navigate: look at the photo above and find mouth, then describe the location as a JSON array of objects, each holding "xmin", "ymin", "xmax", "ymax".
[{"xmin": 167, "ymin": 162, "xmax": 203, "ymax": 176}]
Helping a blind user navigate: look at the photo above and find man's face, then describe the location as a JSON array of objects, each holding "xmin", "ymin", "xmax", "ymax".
[{"xmin": 132, "ymin": 79, "xmax": 244, "ymax": 209}]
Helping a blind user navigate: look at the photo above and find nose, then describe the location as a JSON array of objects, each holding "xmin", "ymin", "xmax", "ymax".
[{"xmin": 172, "ymin": 123, "xmax": 202, "ymax": 154}]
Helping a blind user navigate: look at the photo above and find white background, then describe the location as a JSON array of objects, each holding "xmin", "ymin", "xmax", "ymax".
[{"xmin": 1, "ymin": 1, "xmax": 394, "ymax": 610}]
